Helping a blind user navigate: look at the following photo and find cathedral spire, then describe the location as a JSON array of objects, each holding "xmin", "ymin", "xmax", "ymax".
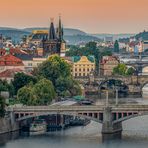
[
  {"xmin": 57, "ymin": 14, "xmax": 63, "ymax": 41},
  {"xmin": 49, "ymin": 18, "xmax": 56, "ymax": 40}
]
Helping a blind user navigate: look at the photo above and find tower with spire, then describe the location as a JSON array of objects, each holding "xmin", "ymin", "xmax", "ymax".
[
  {"xmin": 42, "ymin": 16, "xmax": 66, "ymax": 57},
  {"xmin": 57, "ymin": 15, "xmax": 66, "ymax": 57}
]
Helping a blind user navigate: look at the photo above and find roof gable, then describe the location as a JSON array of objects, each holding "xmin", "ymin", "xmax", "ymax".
[{"xmin": 0, "ymin": 54, "xmax": 24, "ymax": 66}]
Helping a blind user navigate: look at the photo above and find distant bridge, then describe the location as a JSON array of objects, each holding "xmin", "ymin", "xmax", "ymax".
[{"xmin": 77, "ymin": 75, "xmax": 148, "ymax": 95}]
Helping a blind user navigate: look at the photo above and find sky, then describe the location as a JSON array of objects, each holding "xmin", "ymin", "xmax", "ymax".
[{"xmin": 0, "ymin": 0, "xmax": 148, "ymax": 33}]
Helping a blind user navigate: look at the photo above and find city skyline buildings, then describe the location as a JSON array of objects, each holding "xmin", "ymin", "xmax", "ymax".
[{"xmin": 0, "ymin": 0, "xmax": 148, "ymax": 34}]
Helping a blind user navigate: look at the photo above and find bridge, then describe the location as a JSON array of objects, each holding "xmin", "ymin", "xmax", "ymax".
[
  {"xmin": 7, "ymin": 104, "xmax": 148, "ymax": 140},
  {"xmin": 77, "ymin": 75, "xmax": 148, "ymax": 95},
  {"xmin": 125, "ymin": 61, "xmax": 148, "ymax": 74}
]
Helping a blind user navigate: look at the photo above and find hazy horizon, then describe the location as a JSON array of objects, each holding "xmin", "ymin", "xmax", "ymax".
[
  {"xmin": 0, "ymin": 26, "xmax": 137, "ymax": 35},
  {"xmin": 0, "ymin": 0, "xmax": 147, "ymax": 34}
]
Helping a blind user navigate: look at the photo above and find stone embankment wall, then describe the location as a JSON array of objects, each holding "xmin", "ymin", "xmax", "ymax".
[{"xmin": 0, "ymin": 118, "xmax": 19, "ymax": 134}]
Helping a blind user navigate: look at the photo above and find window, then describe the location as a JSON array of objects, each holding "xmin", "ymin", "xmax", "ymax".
[{"xmin": 28, "ymin": 63, "xmax": 32, "ymax": 66}]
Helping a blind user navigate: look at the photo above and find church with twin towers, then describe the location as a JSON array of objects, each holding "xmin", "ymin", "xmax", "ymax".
[
  {"xmin": 42, "ymin": 16, "xmax": 66, "ymax": 57},
  {"xmin": 28, "ymin": 16, "xmax": 66, "ymax": 57}
]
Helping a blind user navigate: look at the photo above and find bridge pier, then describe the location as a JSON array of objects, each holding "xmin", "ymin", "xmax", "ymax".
[{"xmin": 102, "ymin": 107, "xmax": 122, "ymax": 141}]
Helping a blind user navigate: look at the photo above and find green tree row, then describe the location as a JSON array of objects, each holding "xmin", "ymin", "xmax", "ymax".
[{"xmin": 113, "ymin": 64, "xmax": 135, "ymax": 76}]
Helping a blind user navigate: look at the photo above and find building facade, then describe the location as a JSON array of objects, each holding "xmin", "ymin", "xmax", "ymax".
[
  {"xmin": 100, "ymin": 56, "xmax": 119, "ymax": 76},
  {"xmin": 71, "ymin": 56, "xmax": 95, "ymax": 78}
]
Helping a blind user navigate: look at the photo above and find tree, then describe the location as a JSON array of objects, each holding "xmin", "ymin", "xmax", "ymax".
[
  {"xmin": 17, "ymin": 85, "xmax": 34, "ymax": 105},
  {"xmin": 114, "ymin": 40, "xmax": 119, "ymax": 53},
  {"xmin": 126, "ymin": 67, "xmax": 135, "ymax": 75},
  {"xmin": 33, "ymin": 55, "xmax": 71, "ymax": 86},
  {"xmin": 12, "ymin": 73, "xmax": 37, "ymax": 94},
  {"xmin": 0, "ymin": 80, "xmax": 13, "ymax": 98},
  {"xmin": 85, "ymin": 42, "xmax": 100, "ymax": 74},
  {"xmin": 0, "ymin": 80, "xmax": 9, "ymax": 93},
  {"xmin": 17, "ymin": 79, "xmax": 56, "ymax": 105},
  {"xmin": 32, "ymin": 79, "xmax": 56, "ymax": 105},
  {"xmin": 0, "ymin": 96, "xmax": 5, "ymax": 118},
  {"xmin": 113, "ymin": 64, "xmax": 135, "ymax": 76},
  {"xmin": 33, "ymin": 55, "xmax": 82, "ymax": 97},
  {"xmin": 55, "ymin": 77, "xmax": 82, "ymax": 97}
]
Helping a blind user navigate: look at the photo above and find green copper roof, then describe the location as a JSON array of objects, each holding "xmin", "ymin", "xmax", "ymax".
[
  {"xmin": 72, "ymin": 56, "xmax": 81, "ymax": 63},
  {"xmin": 5, "ymin": 48, "xmax": 10, "ymax": 51},
  {"xmin": 71, "ymin": 55, "xmax": 95, "ymax": 63},
  {"xmin": 87, "ymin": 55, "xmax": 95, "ymax": 63}
]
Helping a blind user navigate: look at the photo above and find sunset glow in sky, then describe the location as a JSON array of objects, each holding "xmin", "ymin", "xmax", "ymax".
[{"xmin": 0, "ymin": 0, "xmax": 148, "ymax": 33}]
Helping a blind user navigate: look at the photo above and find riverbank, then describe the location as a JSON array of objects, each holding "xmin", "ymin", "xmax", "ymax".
[{"xmin": 0, "ymin": 118, "xmax": 19, "ymax": 135}]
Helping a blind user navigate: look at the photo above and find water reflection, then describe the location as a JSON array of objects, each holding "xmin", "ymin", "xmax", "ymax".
[{"xmin": 0, "ymin": 131, "xmax": 19, "ymax": 146}]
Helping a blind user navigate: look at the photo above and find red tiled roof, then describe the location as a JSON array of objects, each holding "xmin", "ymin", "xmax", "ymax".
[
  {"xmin": 0, "ymin": 48, "xmax": 28, "ymax": 56},
  {"xmin": 101, "ymin": 56, "xmax": 119, "ymax": 64},
  {"xmin": 0, "ymin": 69, "xmax": 32, "ymax": 78},
  {"xmin": 0, "ymin": 54, "xmax": 24, "ymax": 66},
  {"xmin": 0, "ymin": 69, "xmax": 23, "ymax": 78}
]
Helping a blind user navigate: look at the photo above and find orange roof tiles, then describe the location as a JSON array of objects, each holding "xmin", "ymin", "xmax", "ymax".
[
  {"xmin": 0, "ymin": 68, "xmax": 24, "ymax": 78},
  {"xmin": 0, "ymin": 54, "xmax": 24, "ymax": 66},
  {"xmin": 0, "ymin": 48, "xmax": 28, "ymax": 56}
]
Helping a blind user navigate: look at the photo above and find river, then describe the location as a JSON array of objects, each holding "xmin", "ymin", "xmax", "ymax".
[
  {"xmin": 0, "ymin": 86, "xmax": 147, "ymax": 148},
  {"xmin": 1, "ymin": 118, "xmax": 148, "ymax": 148}
]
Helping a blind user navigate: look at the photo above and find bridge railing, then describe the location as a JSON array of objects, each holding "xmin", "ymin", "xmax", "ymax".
[{"xmin": 7, "ymin": 104, "xmax": 148, "ymax": 112}]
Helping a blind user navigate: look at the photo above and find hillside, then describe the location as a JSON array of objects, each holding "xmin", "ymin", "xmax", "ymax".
[
  {"xmin": 0, "ymin": 27, "xmax": 96, "ymax": 44},
  {"xmin": 91, "ymin": 33, "xmax": 134, "ymax": 40},
  {"xmin": 64, "ymin": 35, "xmax": 99, "ymax": 45},
  {"xmin": 135, "ymin": 30, "xmax": 148, "ymax": 40},
  {"xmin": 23, "ymin": 27, "xmax": 86, "ymax": 36},
  {"xmin": 0, "ymin": 29, "xmax": 30, "ymax": 43}
]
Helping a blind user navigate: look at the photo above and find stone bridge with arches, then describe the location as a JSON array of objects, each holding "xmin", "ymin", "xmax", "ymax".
[
  {"xmin": 124, "ymin": 61, "xmax": 148, "ymax": 74},
  {"xmin": 77, "ymin": 75, "xmax": 148, "ymax": 95},
  {"xmin": 7, "ymin": 104, "xmax": 148, "ymax": 140}
]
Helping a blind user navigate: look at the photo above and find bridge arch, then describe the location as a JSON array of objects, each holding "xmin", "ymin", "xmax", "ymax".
[
  {"xmin": 141, "ymin": 82, "xmax": 148, "ymax": 98},
  {"xmin": 98, "ymin": 78, "xmax": 129, "ymax": 93},
  {"xmin": 142, "ymin": 66, "xmax": 148, "ymax": 75},
  {"xmin": 114, "ymin": 111, "xmax": 148, "ymax": 124},
  {"xmin": 15, "ymin": 112, "xmax": 103, "ymax": 124}
]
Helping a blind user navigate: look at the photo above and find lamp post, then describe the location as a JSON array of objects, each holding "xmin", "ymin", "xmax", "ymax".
[
  {"xmin": 106, "ymin": 90, "xmax": 109, "ymax": 107},
  {"xmin": 115, "ymin": 88, "xmax": 119, "ymax": 106}
]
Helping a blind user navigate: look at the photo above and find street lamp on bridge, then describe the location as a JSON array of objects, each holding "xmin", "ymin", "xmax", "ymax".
[{"xmin": 102, "ymin": 88, "xmax": 119, "ymax": 107}]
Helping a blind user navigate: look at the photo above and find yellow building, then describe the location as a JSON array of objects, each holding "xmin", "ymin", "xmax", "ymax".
[{"xmin": 71, "ymin": 56, "xmax": 95, "ymax": 78}]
